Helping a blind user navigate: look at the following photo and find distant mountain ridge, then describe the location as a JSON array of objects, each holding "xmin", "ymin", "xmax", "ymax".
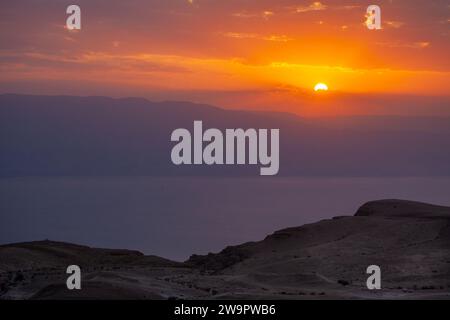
[{"xmin": 1, "ymin": 93, "xmax": 450, "ymax": 177}]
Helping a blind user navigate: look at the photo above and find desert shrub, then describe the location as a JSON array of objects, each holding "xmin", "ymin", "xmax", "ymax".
[
  {"xmin": 338, "ymin": 280, "xmax": 350, "ymax": 286},
  {"xmin": 13, "ymin": 272, "xmax": 24, "ymax": 282}
]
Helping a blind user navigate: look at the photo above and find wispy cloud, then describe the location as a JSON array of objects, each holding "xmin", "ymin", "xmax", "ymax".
[
  {"xmin": 232, "ymin": 10, "xmax": 274, "ymax": 19},
  {"xmin": 223, "ymin": 32, "xmax": 293, "ymax": 42},
  {"xmin": 376, "ymin": 41, "xmax": 430, "ymax": 49},
  {"xmin": 385, "ymin": 20, "xmax": 405, "ymax": 29},
  {"xmin": 293, "ymin": 2, "xmax": 327, "ymax": 13},
  {"xmin": 338, "ymin": 5, "xmax": 360, "ymax": 10}
]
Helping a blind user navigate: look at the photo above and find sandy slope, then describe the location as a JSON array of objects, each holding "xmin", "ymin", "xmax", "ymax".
[{"xmin": 1, "ymin": 199, "xmax": 449, "ymax": 300}]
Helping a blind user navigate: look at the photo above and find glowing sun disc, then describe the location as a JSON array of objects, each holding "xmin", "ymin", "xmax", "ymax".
[{"xmin": 314, "ymin": 83, "xmax": 328, "ymax": 92}]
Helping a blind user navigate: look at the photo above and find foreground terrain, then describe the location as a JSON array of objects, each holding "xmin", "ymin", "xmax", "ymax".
[{"xmin": 1, "ymin": 199, "xmax": 449, "ymax": 300}]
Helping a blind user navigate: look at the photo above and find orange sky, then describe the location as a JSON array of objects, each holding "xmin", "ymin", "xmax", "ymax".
[{"xmin": 0, "ymin": 0, "xmax": 449, "ymax": 115}]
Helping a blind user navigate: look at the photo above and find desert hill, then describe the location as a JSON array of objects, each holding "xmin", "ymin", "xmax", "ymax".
[
  {"xmin": 1, "ymin": 199, "xmax": 449, "ymax": 300},
  {"xmin": 355, "ymin": 199, "xmax": 450, "ymax": 218}
]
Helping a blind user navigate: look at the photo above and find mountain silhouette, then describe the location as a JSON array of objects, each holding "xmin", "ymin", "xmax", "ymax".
[{"xmin": 1, "ymin": 93, "xmax": 450, "ymax": 177}]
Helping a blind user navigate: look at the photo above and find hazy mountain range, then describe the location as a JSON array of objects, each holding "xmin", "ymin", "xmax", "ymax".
[{"xmin": 1, "ymin": 93, "xmax": 450, "ymax": 177}]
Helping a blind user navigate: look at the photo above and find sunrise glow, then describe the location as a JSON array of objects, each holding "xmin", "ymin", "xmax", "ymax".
[
  {"xmin": 314, "ymin": 83, "xmax": 328, "ymax": 92},
  {"xmin": 0, "ymin": 0, "xmax": 449, "ymax": 116}
]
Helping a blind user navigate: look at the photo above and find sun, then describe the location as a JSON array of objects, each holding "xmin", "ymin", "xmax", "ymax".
[{"xmin": 314, "ymin": 83, "xmax": 328, "ymax": 92}]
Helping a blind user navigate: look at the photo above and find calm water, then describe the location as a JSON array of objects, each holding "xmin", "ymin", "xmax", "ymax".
[{"xmin": 1, "ymin": 176, "xmax": 450, "ymax": 261}]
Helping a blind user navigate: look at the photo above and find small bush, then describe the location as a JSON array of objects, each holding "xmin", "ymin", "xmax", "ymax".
[{"xmin": 338, "ymin": 280, "xmax": 350, "ymax": 286}]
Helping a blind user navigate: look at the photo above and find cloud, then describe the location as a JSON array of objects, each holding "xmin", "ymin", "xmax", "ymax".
[
  {"xmin": 0, "ymin": 50, "xmax": 191, "ymax": 75},
  {"xmin": 293, "ymin": 2, "xmax": 327, "ymax": 13},
  {"xmin": 336, "ymin": 5, "xmax": 361, "ymax": 10},
  {"xmin": 263, "ymin": 35, "xmax": 293, "ymax": 42},
  {"xmin": 376, "ymin": 41, "xmax": 431, "ymax": 49},
  {"xmin": 385, "ymin": 20, "xmax": 405, "ymax": 29},
  {"xmin": 232, "ymin": 10, "xmax": 274, "ymax": 19},
  {"xmin": 223, "ymin": 32, "xmax": 293, "ymax": 42},
  {"xmin": 290, "ymin": 2, "xmax": 360, "ymax": 14}
]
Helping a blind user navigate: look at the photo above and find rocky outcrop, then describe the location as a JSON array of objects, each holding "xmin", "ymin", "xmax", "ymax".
[
  {"xmin": 1, "ymin": 200, "xmax": 449, "ymax": 300},
  {"xmin": 355, "ymin": 199, "xmax": 450, "ymax": 218}
]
